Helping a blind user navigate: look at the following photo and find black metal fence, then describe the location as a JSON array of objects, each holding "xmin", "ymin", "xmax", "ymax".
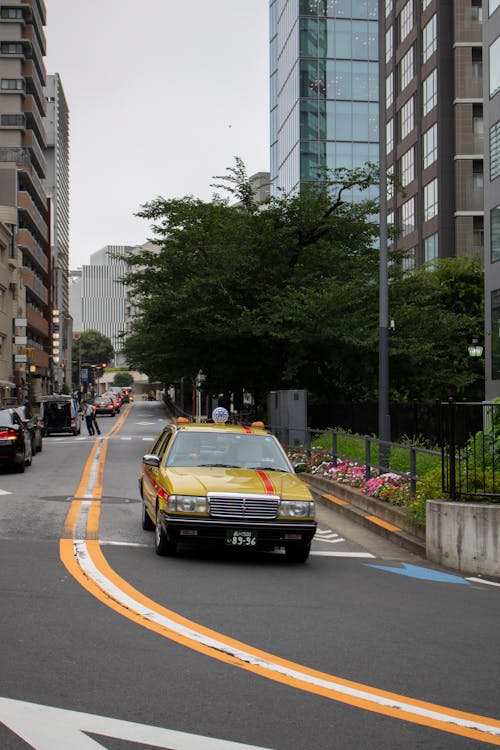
[{"xmin": 441, "ymin": 399, "xmax": 500, "ymax": 501}]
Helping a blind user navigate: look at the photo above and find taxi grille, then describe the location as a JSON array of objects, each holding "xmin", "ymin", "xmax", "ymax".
[{"xmin": 208, "ymin": 493, "xmax": 279, "ymax": 519}]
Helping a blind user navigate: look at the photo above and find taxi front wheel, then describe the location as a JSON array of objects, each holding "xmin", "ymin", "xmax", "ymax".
[
  {"xmin": 154, "ymin": 508, "xmax": 177, "ymax": 556},
  {"xmin": 284, "ymin": 540, "xmax": 311, "ymax": 563},
  {"xmin": 142, "ymin": 500, "xmax": 155, "ymax": 531}
]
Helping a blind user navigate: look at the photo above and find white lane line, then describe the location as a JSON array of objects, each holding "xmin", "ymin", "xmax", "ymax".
[
  {"xmin": 311, "ymin": 551, "xmax": 375, "ymax": 558},
  {"xmin": 72, "ymin": 538, "xmax": 500, "ymax": 740},
  {"xmin": 0, "ymin": 488, "xmax": 11, "ymax": 495},
  {"xmin": 466, "ymin": 577, "xmax": 500, "ymax": 588},
  {"xmin": 97, "ymin": 540, "xmax": 374, "ymax": 557}
]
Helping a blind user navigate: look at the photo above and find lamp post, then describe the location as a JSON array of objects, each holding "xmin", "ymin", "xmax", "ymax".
[{"xmin": 468, "ymin": 338, "xmax": 484, "ymax": 359}]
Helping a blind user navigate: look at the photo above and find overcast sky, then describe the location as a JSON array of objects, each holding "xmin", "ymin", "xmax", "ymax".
[{"xmin": 44, "ymin": 0, "xmax": 270, "ymax": 269}]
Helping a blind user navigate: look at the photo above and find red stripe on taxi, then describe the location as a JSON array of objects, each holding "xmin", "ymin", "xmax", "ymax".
[
  {"xmin": 256, "ymin": 469, "xmax": 275, "ymax": 494},
  {"xmin": 242, "ymin": 426, "xmax": 252, "ymax": 434}
]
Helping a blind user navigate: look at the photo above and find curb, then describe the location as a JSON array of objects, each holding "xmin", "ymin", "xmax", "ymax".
[{"xmin": 302, "ymin": 474, "xmax": 426, "ymax": 558}]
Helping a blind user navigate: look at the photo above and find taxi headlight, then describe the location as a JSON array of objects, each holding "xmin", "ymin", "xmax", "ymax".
[
  {"xmin": 167, "ymin": 495, "xmax": 207, "ymax": 513},
  {"xmin": 278, "ymin": 501, "xmax": 315, "ymax": 519}
]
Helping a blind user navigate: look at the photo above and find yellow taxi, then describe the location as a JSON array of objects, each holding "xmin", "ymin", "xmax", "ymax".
[{"xmin": 139, "ymin": 408, "xmax": 316, "ymax": 562}]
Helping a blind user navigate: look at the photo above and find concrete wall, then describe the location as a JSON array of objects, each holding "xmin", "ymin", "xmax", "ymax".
[{"xmin": 426, "ymin": 501, "xmax": 500, "ymax": 577}]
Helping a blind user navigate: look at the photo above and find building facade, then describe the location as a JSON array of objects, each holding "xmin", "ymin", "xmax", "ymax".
[
  {"xmin": 270, "ymin": 0, "xmax": 379, "ymax": 196},
  {"xmin": 0, "ymin": 0, "xmax": 51, "ymax": 402},
  {"xmin": 383, "ymin": 0, "xmax": 484, "ymax": 267},
  {"xmin": 44, "ymin": 71, "xmax": 70, "ymax": 393},
  {"xmin": 484, "ymin": 0, "xmax": 500, "ymax": 398}
]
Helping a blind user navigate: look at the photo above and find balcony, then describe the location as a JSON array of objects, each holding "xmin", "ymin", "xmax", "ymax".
[
  {"xmin": 22, "ymin": 60, "xmax": 45, "ymax": 113},
  {"xmin": 17, "ymin": 159, "xmax": 46, "ymax": 211},
  {"xmin": 18, "ymin": 190, "xmax": 48, "ymax": 242},
  {"xmin": 21, "ymin": 32, "xmax": 46, "ymax": 86},
  {"xmin": 26, "ymin": 305, "xmax": 48, "ymax": 337},
  {"xmin": 22, "ymin": 0, "xmax": 47, "ymax": 26},
  {"xmin": 23, "ymin": 95, "xmax": 46, "ymax": 146},
  {"xmin": 22, "ymin": 130, "xmax": 46, "ymax": 178},
  {"xmin": 29, "ymin": 345, "xmax": 49, "ymax": 369},
  {"xmin": 17, "ymin": 228, "xmax": 48, "ymax": 273},
  {"xmin": 23, "ymin": 266, "xmax": 48, "ymax": 306}
]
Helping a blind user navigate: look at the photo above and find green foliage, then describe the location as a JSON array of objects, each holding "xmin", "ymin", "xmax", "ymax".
[
  {"xmin": 113, "ymin": 371, "xmax": 134, "ymax": 387},
  {"xmin": 123, "ymin": 158, "xmax": 484, "ymax": 406},
  {"xmin": 74, "ymin": 330, "xmax": 114, "ymax": 367}
]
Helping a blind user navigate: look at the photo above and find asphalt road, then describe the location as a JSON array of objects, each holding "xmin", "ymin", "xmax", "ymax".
[{"xmin": 0, "ymin": 400, "xmax": 499, "ymax": 750}]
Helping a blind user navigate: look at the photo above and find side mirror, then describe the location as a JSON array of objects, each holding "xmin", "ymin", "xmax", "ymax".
[
  {"xmin": 142, "ymin": 454, "xmax": 160, "ymax": 468},
  {"xmin": 294, "ymin": 462, "xmax": 308, "ymax": 474}
]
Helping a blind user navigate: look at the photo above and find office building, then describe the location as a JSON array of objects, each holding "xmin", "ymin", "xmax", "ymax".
[
  {"xmin": 270, "ymin": 0, "xmax": 379, "ymax": 196},
  {"xmin": 0, "ymin": 0, "xmax": 51, "ymax": 401},
  {"xmin": 44, "ymin": 72, "xmax": 71, "ymax": 392},
  {"xmin": 383, "ymin": 0, "xmax": 484, "ymax": 267},
  {"xmin": 484, "ymin": 0, "xmax": 500, "ymax": 398}
]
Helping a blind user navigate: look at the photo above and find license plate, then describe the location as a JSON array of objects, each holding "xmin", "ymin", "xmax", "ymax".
[{"xmin": 226, "ymin": 530, "xmax": 257, "ymax": 547}]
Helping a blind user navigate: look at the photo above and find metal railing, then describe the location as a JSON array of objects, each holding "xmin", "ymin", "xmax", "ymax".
[{"xmin": 441, "ymin": 399, "xmax": 500, "ymax": 501}]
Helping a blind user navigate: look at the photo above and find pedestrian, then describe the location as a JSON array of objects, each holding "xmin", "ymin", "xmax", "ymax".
[
  {"xmin": 81, "ymin": 401, "xmax": 95, "ymax": 436},
  {"xmin": 92, "ymin": 407, "xmax": 101, "ymax": 435}
]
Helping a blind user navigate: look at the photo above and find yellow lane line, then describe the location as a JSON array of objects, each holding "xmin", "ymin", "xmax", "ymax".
[
  {"xmin": 74, "ymin": 438, "xmax": 101, "ymax": 499},
  {"xmin": 59, "ymin": 534, "xmax": 500, "ymax": 745}
]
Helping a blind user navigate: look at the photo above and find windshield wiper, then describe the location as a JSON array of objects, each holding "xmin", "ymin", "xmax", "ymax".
[
  {"xmin": 246, "ymin": 466, "xmax": 289, "ymax": 472},
  {"xmin": 198, "ymin": 463, "xmax": 240, "ymax": 468}
]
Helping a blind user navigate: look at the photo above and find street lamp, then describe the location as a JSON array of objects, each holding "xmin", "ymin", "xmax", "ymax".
[{"xmin": 468, "ymin": 338, "xmax": 484, "ymax": 358}]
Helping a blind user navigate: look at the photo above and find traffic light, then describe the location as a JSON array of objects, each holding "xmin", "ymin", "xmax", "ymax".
[{"xmin": 101, "ymin": 363, "xmax": 107, "ymax": 369}]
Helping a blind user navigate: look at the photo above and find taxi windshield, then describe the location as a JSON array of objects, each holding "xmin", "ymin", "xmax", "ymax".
[{"xmin": 164, "ymin": 431, "xmax": 292, "ymax": 472}]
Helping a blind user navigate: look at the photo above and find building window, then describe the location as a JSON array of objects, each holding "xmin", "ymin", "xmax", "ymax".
[
  {"xmin": 473, "ymin": 103, "xmax": 484, "ymax": 135},
  {"xmin": 386, "ymin": 71, "xmax": 393, "ymax": 108},
  {"xmin": 400, "ymin": 96, "xmax": 414, "ymax": 139},
  {"xmin": 423, "ymin": 123, "xmax": 437, "ymax": 168},
  {"xmin": 473, "ymin": 160, "xmax": 484, "ymax": 191},
  {"xmin": 422, "ymin": 14, "xmax": 436, "ymax": 63},
  {"xmin": 491, "ymin": 121, "xmax": 500, "ymax": 180},
  {"xmin": 472, "ymin": 47, "xmax": 483, "ymax": 82},
  {"xmin": 492, "ymin": 205, "xmax": 500, "ymax": 262},
  {"xmin": 401, "ymin": 147, "xmax": 415, "ymax": 186},
  {"xmin": 423, "ymin": 69, "xmax": 437, "ymax": 115},
  {"xmin": 473, "ymin": 215, "xmax": 484, "ymax": 248},
  {"xmin": 0, "ymin": 8, "xmax": 23, "ymax": 19},
  {"xmin": 424, "ymin": 178, "xmax": 438, "ymax": 220},
  {"xmin": 424, "ymin": 233, "xmax": 438, "ymax": 262},
  {"xmin": 0, "ymin": 114, "xmax": 24, "ymax": 126},
  {"xmin": 0, "ymin": 42, "xmax": 23, "ymax": 54},
  {"xmin": 386, "ymin": 25, "xmax": 393, "ymax": 63},
  {"xmin": 399, "ymin": 0, "xmax": 413, "ymax": 43},
  {"xmin": 471, "ymin": 0, "xmax": 483, "ymax": 22},
  {"xmin": 386, "ymin": 0, "xmax": 393, "ymax": 16},
  {"xmin": 386, "ymin": 118, "xmax": 394, "ymax": 154},
  {"xmin": 490, "ymin": 0, "xmax": 500, "ymax": 16},
  {"xmin": 490, "ymin": 37, "xmax": 500, "ymax": 97},
  {"xmin": 422, "ymin": 0, "xmax": 432, "ymax": 9},
  {"xmin": 491, "ymin": 290, "xmax": 500, "ymax": 379},
  {"xmin": 0, "ymin": 78, "xmax": 23, "ymax": 90},
  {"xmin": 399, "ymin": 46, "xmax": 414, "ymax": 92},
  {"xmin": 402, "ymin": 247, "xmax": 416, "ymax": 271},
  {"xmin": 401, "ymin": 196, "xmax": 415, "ymax": 235}
]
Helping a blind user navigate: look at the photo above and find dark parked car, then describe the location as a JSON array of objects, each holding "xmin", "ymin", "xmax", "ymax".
[
  {"xmin": 14, "ymin": 405, "xmax": 43, "ymax": 454},
  {"xmin": 0, "ymin": 408, "xmax": 32, "ymax": 472},
  {"xmin": 39, "ymin": 395, "xmax": 81, "ymax": 436}
]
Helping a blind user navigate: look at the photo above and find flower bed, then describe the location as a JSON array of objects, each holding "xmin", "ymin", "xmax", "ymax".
[{"xmin": 287, "ymin": 447, "xmax": 413, "ymax": 507}]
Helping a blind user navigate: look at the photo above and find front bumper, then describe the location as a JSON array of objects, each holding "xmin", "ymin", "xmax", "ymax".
[{"xmin": 158, "ymin": 511, "xmax": 317, "ymax": 548}]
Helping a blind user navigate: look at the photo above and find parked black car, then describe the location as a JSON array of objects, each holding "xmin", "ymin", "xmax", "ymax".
[
  {"xmin": 39, "ymin": 395, "xmax": 82, "ymax": 436},
  {"xmin": 0, "ymin": 408, "xmax": 32, "ymax": 472},
  {"xmin": 14, "ymin": 405, "xmax": 43, "ymax": 454}
]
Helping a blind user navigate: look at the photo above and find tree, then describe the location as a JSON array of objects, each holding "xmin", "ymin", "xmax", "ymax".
[
  {"xmin": 73, "ymin": 330, "xmax": 114, "ymax": 367},
  {"xmin": 113, "ymin": 371, "xmax": 134, "ymax": 387}
]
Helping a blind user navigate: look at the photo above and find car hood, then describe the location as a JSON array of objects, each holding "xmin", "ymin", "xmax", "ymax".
[{"xmin": 161, "ymin": 467, "xmax": 313, "ymax": 500}]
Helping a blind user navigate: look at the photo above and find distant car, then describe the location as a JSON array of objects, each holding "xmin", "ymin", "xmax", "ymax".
[
  {"xmin": 139, "ymin": 408, "xmax": 316, "ymax": 561},
  {"xmin": 0, "ymin": 408, "xmax": 32, "ymax": 472},
  {"xmin": 92, "ymin": 396, "xmax": 116, "ymax": 416},
  {"xmin": 102, "ymin": 392, "xmax": 121, "ymax": 412},
  {"xmin": 14, "ymin": 405, "xmax": 43, "ymax": 453}
]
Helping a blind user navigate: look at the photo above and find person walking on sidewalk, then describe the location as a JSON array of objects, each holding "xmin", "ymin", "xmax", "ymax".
[{"xmin": 81, "ymin": 401, "xmax": 95, "ymax": 436}]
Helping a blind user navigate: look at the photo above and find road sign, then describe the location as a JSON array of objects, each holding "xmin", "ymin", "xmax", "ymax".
[
  {"xmin": 14, "ymin": 354, "xmax": 27, "ymax": 363},
  {"xmin": 81, "ymin": 367, "xmax": 88, "ymax": 382},
  {"xmin": 0, "ymin": 697, "xmax": 272, "ymax": 749},
  {"xmin": 21, "ymin": 348, "xmax": 34, "ymax": 357}
]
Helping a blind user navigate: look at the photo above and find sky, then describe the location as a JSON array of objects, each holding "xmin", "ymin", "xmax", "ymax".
[{"xmin": 44, "ymin": 0, "xmax": 270, "ymax": 269}]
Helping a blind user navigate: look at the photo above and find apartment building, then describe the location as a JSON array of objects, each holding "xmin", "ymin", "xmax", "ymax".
[
  {"xmin": 44, "ymin": 72, "xmax": 70, "ymax": 392},
  {"xmin": 270, "ymin": 0, "xmax": 379, "ymax": 197},
  {"xmin": 384, "ymin": 0, "xmax": 484, "ymax": 266},
  {"xmin": 484, "ymin": 0, "xmax": 500, "ymax": 397},
  {"xmin": 0, "ymin": 0, "xmax": 51, "ymax": 402}
]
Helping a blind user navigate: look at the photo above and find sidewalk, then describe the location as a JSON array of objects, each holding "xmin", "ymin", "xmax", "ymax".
[{"xmin": 303, "ymin": 473, "xmax": 426, "ymax": 558}]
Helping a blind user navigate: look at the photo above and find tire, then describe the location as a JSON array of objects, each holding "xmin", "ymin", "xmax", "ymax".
[
  {"xmin": 154, "ymin": 506, "xmax": 176, "ymax": 556},
  {"xmin": 25, "ymin": 441, "xmax": 32, "ymax": 467},
  {"xmin": 284, "ymin": 540, "xmax": 311, "ymax": 563},
  {"xmin": 14, "ymin": 449, "xmax": 25, "ymax": 473},
  {"xmin": 37, "ymin": 439, "xmax": 42, "ymax": 453},
  {"xmin": 142, "ymin": 500, "xmax": 155, "ymax": 531},
  {"xmin": 31, "ymin": 437, "xmax": 36, "ymax": 456}
]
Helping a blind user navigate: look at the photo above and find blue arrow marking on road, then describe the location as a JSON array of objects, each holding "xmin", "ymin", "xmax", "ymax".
[{"xmin": 364, "ymin": 562, "xmax": 469, "ymax": 584}]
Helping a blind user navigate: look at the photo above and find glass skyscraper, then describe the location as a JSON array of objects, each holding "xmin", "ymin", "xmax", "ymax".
[{"xmin": 270, "ymin": 0, "xmax": 379, "ymax": 197}]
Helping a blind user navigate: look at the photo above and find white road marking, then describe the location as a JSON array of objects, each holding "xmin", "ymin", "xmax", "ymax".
[
  {"xmin": 0, "ymin": 488, "xmax": 11, "ymax": 495},
  {"xmin": 136, "ymin": 421, "xmax": 157, "ymax": 425},
  {"xmin": 466, "ymin": 577, "xmax": 500, "ymax": 588},
  {"xmin": 70, "ymin": 538, "xmax": 500, "ymax": 740},
  {"xmin": 97, "ymin": 540, "xmax": 373, "ymax": 557},
  {"xmin": 310, "ymin": 551, "xmax": 375, "ymax": 558},
  {"xmin": 0, "ymin": 697, "xmax": 272, "ymax": 749}
]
